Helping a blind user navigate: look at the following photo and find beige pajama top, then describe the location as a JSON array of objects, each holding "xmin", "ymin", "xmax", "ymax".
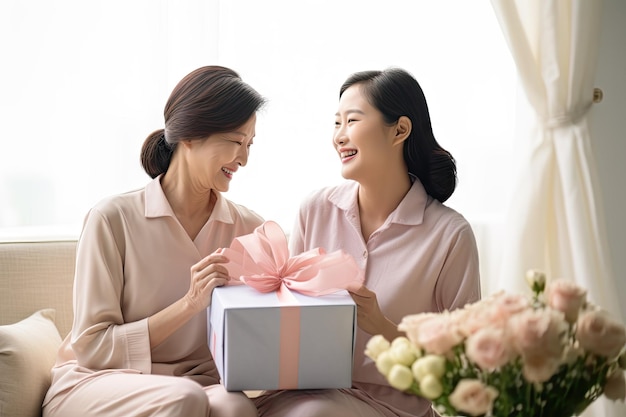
[
  {"xmin": 288, "ymin": 179, "xmax": 481, "ymax": 416},
  {"xmin": 43, "ymin": 176, "xmax": 264, "ymax": 406}
]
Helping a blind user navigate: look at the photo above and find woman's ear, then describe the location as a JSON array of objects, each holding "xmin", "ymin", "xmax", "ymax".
[
  {"xmin": 180, "ymin": 139, "xmax": 194, "ymax": 150},
  {"xmin": 392, "ymin": 116, "xmax": 412, "ymax": 146}
]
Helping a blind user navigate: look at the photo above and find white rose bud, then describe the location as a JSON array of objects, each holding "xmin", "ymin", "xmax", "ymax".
[
  {"xmin": 392, "ymin": 336, "xmax": 422, "ymax": 360},
  {"xmin": 365, "ymin": 335, "xmax": 391, "ymax": 361},
  {"xmin": 411, "ymin": 344, "xmax": 423, "ymax": 360},
  {"xmin": 419, "ymin": 373, "xmax": 444, "ymax": 399},
  {"xmin": 375, "ymin": 350, "xmax": 396, "ymax": 376},
  {"xmin": 389, "ymin": 339, "xmax": 418, "ymax": 366},
  {"xmin": 525, "ymin": 269, "xmax": 546, "ymax": 293},
  {"xmin": 391, "ymin": 336, "xmax": 411, "ymax": 348},
  {"xmin": 412, "ymin": 354, "xmax": 447, "ymax": 381},
  {"xmin": 387, "ymin": 364, "xmax": 414, "ymax": 391}
]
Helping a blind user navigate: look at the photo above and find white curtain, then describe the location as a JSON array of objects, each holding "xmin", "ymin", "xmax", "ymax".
[{"xmin": 489, "ymin": 1, "xmax": 624, "ymax": 416}]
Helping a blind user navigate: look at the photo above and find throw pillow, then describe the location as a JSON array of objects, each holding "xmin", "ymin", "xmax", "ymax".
[{"xmin": 0, "ymin": 309, "xmax": 62, "ymax": 417}]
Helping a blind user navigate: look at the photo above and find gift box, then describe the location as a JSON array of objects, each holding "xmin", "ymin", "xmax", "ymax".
[
  {"xmin": 208, "ymin": 285, "xmax": 357, "ymax": 391},
  {"xmin": 206, "ymin": 220, "xmax": 364, "ymax": 391}
]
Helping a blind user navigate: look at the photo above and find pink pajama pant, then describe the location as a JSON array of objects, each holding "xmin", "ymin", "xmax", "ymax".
[
  {"xmin": 252, "ymin": 389, "xmax": 437, "ymax": 417},
  {"xmin": 42, "ymin": 373, "xmax": 257, "ymax": 417}
]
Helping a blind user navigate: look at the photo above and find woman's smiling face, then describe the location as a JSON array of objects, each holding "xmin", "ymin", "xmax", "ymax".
[
  {"xmin": 333, "ymin": 84, "xmax": 397, "ymax": 183},
  {"xmin": 186, "ymin": 113, "xmax": 257, "ymax": 193}
]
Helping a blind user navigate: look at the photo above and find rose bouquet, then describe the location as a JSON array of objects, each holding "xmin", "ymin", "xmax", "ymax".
[{"xmin": 365, "ymin": 271, "xmax": 626, "ymax": 417}]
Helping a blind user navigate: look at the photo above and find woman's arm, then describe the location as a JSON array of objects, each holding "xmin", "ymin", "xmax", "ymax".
[
  {"xmin": 71, "ymin": 208, "xmax": 152, "ymax": 373},
  {"xmin": 435, "ymin": 221, "xmax": 482, "ymax": 312}
]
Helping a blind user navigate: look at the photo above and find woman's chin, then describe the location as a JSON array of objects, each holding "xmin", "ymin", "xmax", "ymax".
[{"xmin": 340, "ymin": 168, "xmax": 358, "ymax": 182}]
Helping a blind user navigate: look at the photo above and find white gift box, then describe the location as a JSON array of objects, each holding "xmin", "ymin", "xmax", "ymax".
[{"xmin": 208, "ymin": 285, "xmax": 357, "ymax": 391}]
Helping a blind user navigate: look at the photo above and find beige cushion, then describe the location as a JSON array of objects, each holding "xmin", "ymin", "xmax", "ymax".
[{"xmin": 0, "ymin": 309, "xmax": 62, "ymax": 417}]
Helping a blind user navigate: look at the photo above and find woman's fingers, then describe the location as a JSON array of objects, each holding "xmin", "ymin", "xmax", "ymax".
[
  {"xmin": 349, "ymin": 285, "xmax": 375, "ymax": 304},
  {"xmin": 202, "ymin": 276, "xmax": 229, "ymax": 291},
  {"xmin": 186, "ymin": 253, "xmax": 233, "ymax": 311},
  {"xmin": 191, "ymin": 253, "xmax": 229, "ymax": 274},
  {"xmin": 191, "ymin": 254, "xmax": 232, "ymax": 283}
]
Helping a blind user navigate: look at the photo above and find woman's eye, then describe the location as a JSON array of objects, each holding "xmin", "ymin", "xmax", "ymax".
[{"xmin": 230, "ymin": 140, "xmax": 243, "ymax": 146}]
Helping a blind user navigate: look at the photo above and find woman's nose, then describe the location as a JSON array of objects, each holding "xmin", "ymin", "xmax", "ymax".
[
  {"xmin": 334, "ymin": 128, "xmax": 346, "ymax": 146},
  {"xmin": 235, "ymin": 146, "xmax": 249, "ymax": 167}
]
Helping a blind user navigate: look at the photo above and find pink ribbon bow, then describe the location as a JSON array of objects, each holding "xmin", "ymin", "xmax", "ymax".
[{"xmin": 215, "ymin": 220, "xmax": 364, "ymax": 296}]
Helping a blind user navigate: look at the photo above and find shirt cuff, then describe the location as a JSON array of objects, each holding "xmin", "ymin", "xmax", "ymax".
[{"xmin": 123, "ymin": 318, "xmax": 152, "ymax": 374}]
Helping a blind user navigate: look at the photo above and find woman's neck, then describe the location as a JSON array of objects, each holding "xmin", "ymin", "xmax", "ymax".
[
  {"xmin": 160, "ymin": 167, "xmax": 216, "ymax": 240},
  {"xmin": 357, "ymin": 172, "xmax": 412, "ymax": 241}
]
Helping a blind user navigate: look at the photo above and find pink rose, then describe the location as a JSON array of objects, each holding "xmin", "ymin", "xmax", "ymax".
[
  {"xmin": 521, "ymin": 353, "xmax": 562, "ymax": 383},
  {"xmin": 448, "ymin": 379, "xmax": 499, "ymax": 416},
  {"xmin": 410, "ymin": 313, "xmax": 464, "ymax": 355},
  {"xmin": 400, "ymin": 312, "xmax": 464, "ymax": 355},
  {"xmin": 508, "ymin": 309, "xmax": 568, "ymax": 359},
  {"xmin": 490, "ymin": 292, "xmax": 530, "ymax": 319},
  {"xmin": 545, "ymin": 279, "xmax": 587, "ymax": 323},
  {"xmin": 398, "ymin": 312, "xmax": 438, "ymax": 335},
  {"xmin": 604, "ymin": 371, "xmax": 626, "ymax": 401},
  {"xmin": 576, "ymin": 310, "xmax": 626, "ymax": 358},
  {"xmin": 453, "ymin": 293, "xmax": 528, "ymax": 339},
  {"xmin": 465, "ymin": 327, "xmax": 515, "ymax": 371},
  {"xmin": 456, "ymin": 303, "xmax": 499, "ymax": 337},
  {"xmin": 398, "ymin": 313, "xmax": 438, "ymax": 349}
]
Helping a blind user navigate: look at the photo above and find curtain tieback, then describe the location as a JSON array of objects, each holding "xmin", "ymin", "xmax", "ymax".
[
  {"xmin": 543, "ymin": 101, "xmax": 593, "ymax": 129},
  {"xmin": 543, "ymin": 89, "xmax": 603, "ymax": 129}
]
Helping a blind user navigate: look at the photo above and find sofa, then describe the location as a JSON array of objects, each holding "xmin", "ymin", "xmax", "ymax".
[
  {"xmin": 0, "ymin": 238, "xmax": 264, "ymax": 417},
  {"xmin": 0, "ymin": 239, "xmax": 76, "ymax": 417}
]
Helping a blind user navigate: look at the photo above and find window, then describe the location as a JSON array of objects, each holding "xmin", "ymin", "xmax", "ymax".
[{"xmin": 0, "ymin": 0, "xmax": 515, "ymax": 240}]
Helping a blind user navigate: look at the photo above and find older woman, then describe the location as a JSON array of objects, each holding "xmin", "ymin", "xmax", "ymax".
[{"xmin": 43, "ymin": 66, "xmax": 266, "ymax": 417}]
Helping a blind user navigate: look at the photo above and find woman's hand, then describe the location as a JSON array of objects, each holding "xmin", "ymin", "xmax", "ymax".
[
  {"xmin": 184, "ymin": 253, "xmax": 231, "ymax": 314},
  {"xmin": 349, "ymin": 285, "xmax": 403, "ymax": 340},
  {"xmin": 149, "ymin": 253, "xmax": 231, "ymax": 348}
]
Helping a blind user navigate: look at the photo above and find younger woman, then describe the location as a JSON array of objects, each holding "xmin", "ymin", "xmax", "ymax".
[{"xmin": 254, "ymin": 68, "xmax": 481, "ymax": 417}]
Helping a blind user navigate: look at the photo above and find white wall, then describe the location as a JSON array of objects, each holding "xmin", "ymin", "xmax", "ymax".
[{"xmin": 591, "ymin": 0, "xmax": 626, "ymax": 320}]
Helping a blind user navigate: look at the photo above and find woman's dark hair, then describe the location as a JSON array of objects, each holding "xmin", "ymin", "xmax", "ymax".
[
  {"xmin": 339, "ymin": 68, "xmax": 457, "ymax": 202},
  {"xmin": 141, "ymin": 66, "xmax": 266, "ymax": 178}
]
